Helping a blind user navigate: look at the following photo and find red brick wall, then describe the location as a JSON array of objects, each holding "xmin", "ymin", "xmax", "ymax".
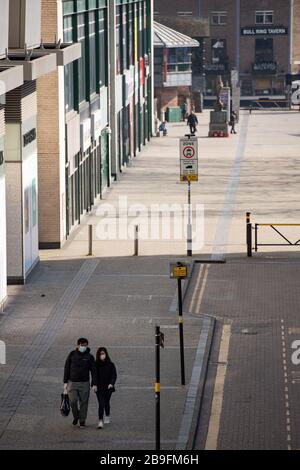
[{"xmin": 155, "ymin": 86, "xmax": 190, "ymax": 112}]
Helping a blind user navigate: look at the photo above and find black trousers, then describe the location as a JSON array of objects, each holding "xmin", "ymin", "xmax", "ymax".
[
  {"xmin": 96, "ymin": 390, "xmax": 113, "ymax": 419},
  {"xmin": 189, "ymin": 124, "xmax": 196, "ymax": 134}
]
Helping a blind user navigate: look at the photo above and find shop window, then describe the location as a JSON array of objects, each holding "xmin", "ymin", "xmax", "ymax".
[
  {"xmin": 254, "ymin": 78, "xmax": 272, "ymax": 95},
  {"xmin": 211, "ymin": 39, "xmax": 227, "ymax": 65},
  {"xmin": 241, "ymin": 79, "xmax": 253, "ymax": 96},
  {"xmin": 211, "ymin": 12, "xmax": 227, "ymax": 25},
  {"xmin": 139, "ymin": 3, "xmax": 143, "ymax": 58},
  {"xmin": 168, "ymin": 48, "xmax": 192, "ymax": 72},
  {"xmin": 89, "ymin": 12, "xmax": 97, "ymax": 95},
  {"xmin": 122, "ymin": 6, "xmax": 128, "ymax": 70},
  {"xmin": 255, "ymin": 11, "xmax": 273, "ymax": 24},
  {"xmin": 128, "ymin": 4, "xmax": 134, "ymax": 67},
  {"xmin": 255, "ymin": 38, "xmax": 273, "ymax": 62},
  {"xmin": 77, "ymin": 13, "xmax": 87, "ymax": 103},
  {"xmin": 116, "ymin": 6, "xmax": 122, "ymax": 74},
  {"xmin": 98, "ymin": 9, "xmax": 107, "ymax": 88},
  {"xmin": 64, "ymin": 15, "xmax": 75, "ymax": 112}
]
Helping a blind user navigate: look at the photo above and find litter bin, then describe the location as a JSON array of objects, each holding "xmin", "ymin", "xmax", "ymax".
[{"xmin": 166, "ymin": 106, "xmax": 181, "ymax": 122}]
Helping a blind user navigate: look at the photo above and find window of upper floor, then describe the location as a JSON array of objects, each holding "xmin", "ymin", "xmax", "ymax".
[
  {"xmin": 255, "ymin": 11, "xmax": 274, "ymax": 25},
  {"xmin": 211, "ymin": 12, "xmax": 227, "ymax": 25}
]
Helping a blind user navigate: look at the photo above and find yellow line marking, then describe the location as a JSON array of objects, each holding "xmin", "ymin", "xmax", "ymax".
[
  {"xmin": 195, "ymin": 266, "xmax": 209, "ymax": 313},
  {"xmin": 205, "ymin": 324, "xmax": 231, "ymax": 450}
]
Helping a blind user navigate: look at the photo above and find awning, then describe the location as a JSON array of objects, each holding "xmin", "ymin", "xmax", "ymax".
[{"xmin": 154, "ymin": 21, "xmax": 199, "ymax": 49}]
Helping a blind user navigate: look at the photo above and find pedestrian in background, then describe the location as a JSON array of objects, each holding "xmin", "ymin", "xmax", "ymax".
[
  {"xmin": 187, "ymin": 111, "xmax": 198, "ymax": 134},
  {"xmin": 181, "ymin": 102, "xmax": 187, "ymax": 122},
  {"xmin": 63, "ymin": 338, "xmax": 97, "ymax": 428},
  {"xmin": 94, "ymin": 347, "xmax": 117, "ymax": 429},
  {"xmin": 230, "ymin": 110, "xmax": 237, "ymax": 134},
  {"xmin": 159, "ymin": 121, "xmax": 168, "ymax": 136}
]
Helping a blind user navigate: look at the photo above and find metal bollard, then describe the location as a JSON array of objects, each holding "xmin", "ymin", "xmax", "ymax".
[
  {"xmin": 88, "ymin": 224, "xmax": 93, "ymax": 256},
  {"xmin": 246, "ymin": 212, "xmax": 252, "ymax": 257},
  {"xmin": 134, "ymin": 225, "xmax": 139, "ymax": 256}
]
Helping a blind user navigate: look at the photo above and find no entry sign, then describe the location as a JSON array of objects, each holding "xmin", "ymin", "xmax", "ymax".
[{"xmin": 180, "ymin": 137, "xmax": 198, "ymax": 182}]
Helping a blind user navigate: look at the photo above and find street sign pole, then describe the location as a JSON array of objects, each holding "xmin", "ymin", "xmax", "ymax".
[
  {"xmin": 180, "ymin": 135, "xmax": 198, "ymax": 257},
  {"xmin": 187, "ymin": 180, "xmax": 192, "ymax": 257},
  {"xmin": 170, "ymin": 262, "xmax": 189, "ymax": 386},
  {"xmin": 177, "ymin": 278, "xmax": 185, "ymax": 386},
  {"xmin": 155, "ymin": 326, "xmax": 164, "ymax": 450},
  {"xmin": 155, "ymin": 325, "xmax": 161, "ymax": 451}
]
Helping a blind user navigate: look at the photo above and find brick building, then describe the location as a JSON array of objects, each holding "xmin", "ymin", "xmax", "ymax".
[
  {"xmin": 155, "ymin": 0, "xmax": 300, "ymax": 101},
  {"xmin": 154, "ymin": 22, "xmax": 199, "ymax": 116},
  {"xmin": 0, "ymin": 0, "xmax": 78, "ymax": 292}
]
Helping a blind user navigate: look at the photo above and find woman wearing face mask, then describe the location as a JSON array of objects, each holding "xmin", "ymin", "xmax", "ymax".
[{"xmin": 94, "ymin": 347, "xmax": 117, "ymax": 429}]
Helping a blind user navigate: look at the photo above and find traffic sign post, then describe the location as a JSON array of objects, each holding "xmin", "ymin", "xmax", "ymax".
[
  {"xmin": 180, "ymin": 136, "xmax": 198, "ymax": 183},
  {"xmin": 180, "ymin": 136, "xmax": 198, "ymax": 256},
  {"xmin": 170, "ymin": 262, "xmax": 190, "ymax": 386},
  {"xmin": 155, "ymin": 325, "xmax": 164, "ymax": 451}
]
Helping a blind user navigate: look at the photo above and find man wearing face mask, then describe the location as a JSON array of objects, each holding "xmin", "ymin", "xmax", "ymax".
[{"xmin": 63, "ymin": 338, "xmax": 97, "ymax": 427}]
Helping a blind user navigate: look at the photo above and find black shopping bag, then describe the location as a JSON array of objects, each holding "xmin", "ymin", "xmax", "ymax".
[{"xmin": 60, "ymin": 393, "xmax": 70, "ymax": 417}]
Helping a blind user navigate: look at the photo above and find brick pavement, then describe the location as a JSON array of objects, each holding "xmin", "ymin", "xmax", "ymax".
[{"xmin": 189, "ymin": 257, "xmax": 300, "ymax": 450}]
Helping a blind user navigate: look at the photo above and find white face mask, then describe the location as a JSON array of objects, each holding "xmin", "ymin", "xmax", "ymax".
[{"xmin": 79, "ymin": 346, "xmax": 87, "ymax": 353}]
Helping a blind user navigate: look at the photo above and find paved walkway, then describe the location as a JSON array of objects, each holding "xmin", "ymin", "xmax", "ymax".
[{"xmin": 1, "ymin": 109, "xmax": 300, "ymax": 450}]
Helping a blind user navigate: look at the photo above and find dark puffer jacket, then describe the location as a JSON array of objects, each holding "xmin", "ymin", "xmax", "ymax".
[
  {"xmin": 95, "ymin": 360, "xmax": 117, "ymax": 392},
  {"xmin": 64, "ymin": 348, "xmax": 96, "ymax": 384}
]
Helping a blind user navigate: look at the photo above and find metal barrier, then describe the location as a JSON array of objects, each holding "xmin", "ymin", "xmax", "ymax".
[
  {"xmin": 246, "ymin": 212, "xmax": 300, "ymax": 256},
  {"xmin": 249, "ymin": 99, "xmax": 289, "ymax": 112}
]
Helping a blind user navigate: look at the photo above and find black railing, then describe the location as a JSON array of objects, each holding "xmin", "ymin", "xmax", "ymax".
[{"xmin": 246, "ymin": 212, "xmax": 300, "ymax": 256}]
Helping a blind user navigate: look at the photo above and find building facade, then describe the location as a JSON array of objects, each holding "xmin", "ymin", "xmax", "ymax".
[
  {"xmin": 155, "ymin": 0, "xmax": 300, "ymax": 101},
  {"xmin": 38, "ymin": 0, "xmax": 154, "ymax": 248},
  {"xmin": 0, "ymin": 0, "xmax": 79, "ymax": 295},
  {"xmin": 154, "ymin": 22, "xmax": 199, "ymax": 115}
]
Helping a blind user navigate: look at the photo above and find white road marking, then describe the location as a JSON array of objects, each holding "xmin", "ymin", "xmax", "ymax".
[
  {"xmin": 195, "ymin": 266, "xmax": 209, "ymax": 313},
  {"xmin": 189, "ymin": 265, "xmax": 203, "ymax": 312},
  {"xmin": 281, "ymin": 319, "xmax": 292, "ymax": 450}
]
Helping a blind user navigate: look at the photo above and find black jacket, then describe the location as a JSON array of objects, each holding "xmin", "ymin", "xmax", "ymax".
[
  {"xmin": 187, "ymin": 114, "xmax": 198, "ymax": 125},
  {"xmin": 95, "ymin": 360, "xmax": 117, "ymax": 392},
  {"xmin": 63, "ymin": 348, "xmax": 96, "ymax": 384}
]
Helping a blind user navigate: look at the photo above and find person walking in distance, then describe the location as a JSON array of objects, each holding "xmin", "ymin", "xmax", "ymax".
[
  {"xmin": 187, "ymin": 111, "xmax": 198, "ymax": 134},
  {"xmin": 230, "ymin": 110, "xmax": 237, "ymax": 134},
  {"xmin": 95, "ymin": 347, "xmax": 117, "ymax": 429},
  {"xmin": 181, "ymin": 102, "xmax": 187, "ymax": 122},
  {"xmin": 63, "ymin": 338, "xmax": 97, "ymax": 428}
]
